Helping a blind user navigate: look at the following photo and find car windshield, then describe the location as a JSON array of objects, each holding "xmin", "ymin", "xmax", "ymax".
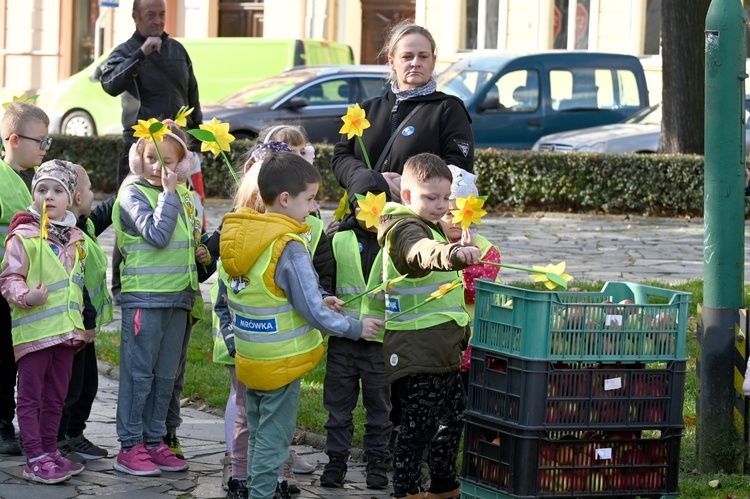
[
  {"xmin": 436, "ymin": 68, "xmax": 496, "ymax": 102},
  {"xmin": 219, "ymin": 73, "xmax": 314, "ymax": 106},
  {"xmin": 624, "ymin": 104, "xmax": 662, "ymax": 125}
]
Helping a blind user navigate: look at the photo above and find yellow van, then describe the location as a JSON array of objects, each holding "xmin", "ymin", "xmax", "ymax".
[{"xmin": 36, "ymin": 38, "xmax": 354, "ymax": 136}]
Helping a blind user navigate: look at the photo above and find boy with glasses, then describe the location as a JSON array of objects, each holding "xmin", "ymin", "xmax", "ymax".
[{"xmin": 0, "ymin": 101, "xmax": 52, "ymax": 455}]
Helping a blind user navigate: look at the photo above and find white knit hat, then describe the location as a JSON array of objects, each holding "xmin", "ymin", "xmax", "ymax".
[{"xmin": 447, "ymin": 164, "xmax": 478, "ymax": 199}]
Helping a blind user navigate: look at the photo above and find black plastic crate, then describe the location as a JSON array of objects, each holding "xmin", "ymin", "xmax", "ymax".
[
  {"xmin": 461, "ymin": 415, "xmax": 681, "ymax": 498},
  {"xmin": 466, "ymin": 349, "xmax": 685, "ymax": 430}
]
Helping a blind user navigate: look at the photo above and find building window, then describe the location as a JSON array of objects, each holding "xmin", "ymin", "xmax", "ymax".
[
  {"xmin": 466, "ymin": 0, "xmax": 478, "ymax": 50},
  {"xmin": 643, "ymin": 0, "xmax": 661, "ymax": 55},
  {"xmin": 554, "ymin": 0, "xmax": 590, "ymax": 50}
]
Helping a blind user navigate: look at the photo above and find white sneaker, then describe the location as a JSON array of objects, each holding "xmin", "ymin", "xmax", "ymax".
[
  {"xmin": 220, "ymin": 453, "xmax": 231, "ymax": 490},
  {"xmin": 290, "ymin": 449, "xmax": 315, "ymax": 474},
  {"xmin": 743, "ymin": 359, "xmax": 750, "ymax": 395}
]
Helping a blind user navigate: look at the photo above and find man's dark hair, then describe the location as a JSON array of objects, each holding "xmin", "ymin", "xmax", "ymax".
[{"xmin": 258, "ymin": 152, "xmax": 321, "ymax": 205}]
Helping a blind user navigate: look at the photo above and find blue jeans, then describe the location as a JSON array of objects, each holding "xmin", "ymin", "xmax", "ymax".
[
  {"xmin": 116, "ymin": 307, "xmax": 187, "ymax": 448},
  {"xmin": 246, "ymin": 379, "xmax": 301, "ymax": 499}
]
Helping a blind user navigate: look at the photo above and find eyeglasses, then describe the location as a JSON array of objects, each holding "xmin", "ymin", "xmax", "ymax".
[{"xmin": 5, "ymin": 134, "xmax": 53, "ymax": 151}]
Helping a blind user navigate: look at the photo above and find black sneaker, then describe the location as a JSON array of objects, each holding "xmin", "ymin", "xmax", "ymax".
[
  {"xmin": 163, "ymin": 432, "xmax": 184, "ymax": 459},
  {"xmin": 226, "ymin": 477, "xmax": 249, "ymax": 499},
  {"xmin": 365, "ymin": 458, "xmax": 389, "ymax": 489},
  {"xmin": 319, "ymin": 458, "xmax": 347, "ymax": 488},
  {"xmin": 0, "ymin": 420, "xmax": 21, "ymax": 455},
  {"xmin": 66, "ymin": 433, "xmax": 108, "ymax": 460},
  {"xmin": 57, "ymin": 441, "xmax": 87, "ymax": 464},
  {"xmin": 274, "ymin": 479, "xmax": 292, "ymax": 499}
]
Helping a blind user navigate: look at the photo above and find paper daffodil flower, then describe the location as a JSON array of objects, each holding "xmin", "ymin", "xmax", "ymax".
[
  {"xmin": 429, "ymin": 279, "xmax": 463, "ymax": 300},
  {"xmin": 132, "ymin": 118, "xmax": 171, "ymax": 141},
  {"xmin": 333, "ymin": 192, "xmax": 350, "ymax": 222},
  {"xmin": 195, "ymin": 118, "xmax": 235, "ymax": 157},
  {"xmin": 530, "ymin": 262, "xmax": 574, "ymax": 290},
  {"xmin": 451, "ymin": 194, "xmax": 487, "ymax": 230},
  {"xmin": 339, "ymin": 103, "xmax": 371, "ymax": 139},
  {"xmin": 355, "ymin": 192, "xmax": 386, "ymax": 229},
  {"xmin": 174, "ymin": 106, "xmax": 194, "ymax": 128},
  {"xmin": 383, "ymin": 274, "xmax": 408, "ymax": 291},
  {"xmin": 40, "ymin": 201, "xmax": 48, "ymax": 239},
  {"xmin": 2, "ymin": 93, "xmax": 39, "ymax": 110}
]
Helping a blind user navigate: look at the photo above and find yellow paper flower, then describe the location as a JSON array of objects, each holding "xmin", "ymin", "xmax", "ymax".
[
  {"xmin": 40, "ymin": 201, "xmax": 49, "ymax": 239},
  {"xmin": 198, "ymin": 118, "xmax": 235, "ymax": 156},
  {"xmin": 450, "ymin": 194, "xmax": 487, "ymax": 230},
  {"xmin": 428, "ymin": 279, "xmax": 463, "ymax": 300},
  {"xmin": 529, "ymin": 262, "xmax": 574, "ymax": 290},
  {"xmin": 333, "ymin": 192, "xmax": 350, "ymax": 222},
  {"xmin": 132, "ymin": 118, "xmax": 171, "ymax": 141},
  {"xmin": 2, "ymin": 93, "xmax": 39, "ymax": 110},
  {"xmin": 174, "ymin": 106, "xmax": 194, "ymax": 128},
  {"xmin": 355, "ymin": 192, "xmax": 386, "ymax": 229},
  {"xmin": 339, "ymin": 103, "xmax": 371, "ymax": 139},
  {"xmin": 383, "ymin": 274, "xmax": 408, "ymax": 291}
]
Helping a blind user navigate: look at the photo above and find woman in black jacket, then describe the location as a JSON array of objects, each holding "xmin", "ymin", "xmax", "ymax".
[{"xmin": 331, "ymin": 21, "xmax": 475, "ymax": 204}]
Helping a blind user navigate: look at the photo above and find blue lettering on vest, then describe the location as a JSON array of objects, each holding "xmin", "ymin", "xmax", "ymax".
[
  {"xmin": 235, "ymin": 315, "xmax": 278, "ymax": 334},
  {"xmin": 385, "ymin": 297, "xmax": 401, "ymax": 314}
]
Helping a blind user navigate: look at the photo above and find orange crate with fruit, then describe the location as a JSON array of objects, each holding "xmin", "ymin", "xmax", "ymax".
[
  {"xmin": 461, "ymin": 415, "xmax": 681, "ymax": 498},
  {"xmin": 472, "ymin": 281, "xmax": 689, "ymax": 362},
  {"xmin": 466, "ymin": 349, "xmax": 685, "ymax": 430}
]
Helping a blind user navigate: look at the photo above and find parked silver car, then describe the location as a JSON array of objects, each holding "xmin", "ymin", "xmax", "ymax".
[{"xmin": 532, "ymin": 102, "xmax": 750, "ymax": 153}]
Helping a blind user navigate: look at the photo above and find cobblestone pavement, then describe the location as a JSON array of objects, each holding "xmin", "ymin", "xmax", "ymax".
[{"xmin": 0, "ymin": 198, "xmax": 747, "ymax": 498}]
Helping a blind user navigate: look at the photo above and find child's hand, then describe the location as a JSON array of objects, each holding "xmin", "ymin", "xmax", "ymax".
[
  {"xmin": 195, "ymin": 245, "xmax": 209, "ymax": 264},
  {"xmin": 456, "ymin": 246, "xmax": 481, "ymax": 265},
  {"xmin": 360, "ymin": 318, "xmax": 384, "ymax": 339},
  {"xmin": 461, "ymin": 227, "xmax": 476, "ymax": 247},
  {"xmin": 26, "ymin": 283, "xmax": 48, "ymax": 307},
  {"xmin": 382, "ymin": 172, "xmax": 402, "ymax": 202},
  {"xmin": 162, "ymin": 167, "xmax": 178, "ymax": 193},
  {"xmin": 323, "ymin": 295, "xmax": 344, "ymax": 312},
  {"xmin": 83, "ymin": 328, "xmax": 97, "ymax": 343},
  {"xmin": 326, "ymin": 220, "xmax": 340, "ymax": 237}
]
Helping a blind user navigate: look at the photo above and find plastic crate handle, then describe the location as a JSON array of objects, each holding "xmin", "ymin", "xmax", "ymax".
[{"xmin": 601, "ymin": 282, "xmax": 690, "ymax": 305}]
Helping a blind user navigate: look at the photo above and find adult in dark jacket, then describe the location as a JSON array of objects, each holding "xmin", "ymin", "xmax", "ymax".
[
  {"xmin": 99, "ymin": 0, "xmax": 203, "ymax": 185},
  {"xmin": 331, "ymin": 22, "xmax": 474, "ymax": 205}
]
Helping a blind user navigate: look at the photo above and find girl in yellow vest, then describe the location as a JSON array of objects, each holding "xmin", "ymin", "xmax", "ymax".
[
  {"xmin": 0, "ymin": 160, "xmax": 88, "ymax": 484},
  {"xmin": 112, "ymin": 123, "xmax": 211, "ymax": 477},
  {"xmin": 440, "ymin": 165, "xmax": 501, "ymax": 389}
]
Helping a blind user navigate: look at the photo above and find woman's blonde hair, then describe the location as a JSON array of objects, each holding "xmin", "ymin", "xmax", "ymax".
[{"xmin": 379, "ymin": 20, "xmax": 437, "ymax": 83}]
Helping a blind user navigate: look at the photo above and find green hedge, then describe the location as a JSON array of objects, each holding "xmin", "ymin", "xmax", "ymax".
[{"xmin": 49, "ymin": 135, "xmax": 726, "ymax": 216}]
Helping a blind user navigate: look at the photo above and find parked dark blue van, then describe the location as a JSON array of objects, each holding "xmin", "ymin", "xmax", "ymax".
[{"xmin": 436, "ymin": 51, "xmax": 650, "ymax": 150}]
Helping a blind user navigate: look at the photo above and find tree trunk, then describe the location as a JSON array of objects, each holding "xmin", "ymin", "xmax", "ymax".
[{"xmin": 659, "ymin": 0, "xmax": 712, "ymax": 154}]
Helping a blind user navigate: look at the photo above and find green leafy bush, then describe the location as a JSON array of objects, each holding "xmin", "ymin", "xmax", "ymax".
[{"xmin": 49, "ymin": 135, "xmax": 734, "ymax": 216}]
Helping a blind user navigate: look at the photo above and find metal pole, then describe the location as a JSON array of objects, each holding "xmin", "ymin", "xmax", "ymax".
[{"xmin": 700, "ymin": 0, "xmax": 747, "ymax": 474}]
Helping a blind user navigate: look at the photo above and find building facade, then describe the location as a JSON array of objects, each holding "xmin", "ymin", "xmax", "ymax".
[{"xmin": 0, "ymin": 0, "xmax": 722, "ymax": 105}]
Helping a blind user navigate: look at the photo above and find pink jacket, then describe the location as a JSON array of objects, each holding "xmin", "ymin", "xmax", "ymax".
[{"xmin": 0, "ymin": 212, "xmax": 86, "ymax": 361}]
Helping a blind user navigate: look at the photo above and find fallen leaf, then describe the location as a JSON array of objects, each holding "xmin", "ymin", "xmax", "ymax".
[
  {"xmin": 708, "ymin": 479, "xmax": 721, "ymax": 489},
  {"xmin": 310, "ymin": 386, "xmax": 318, "ymax": 395}
]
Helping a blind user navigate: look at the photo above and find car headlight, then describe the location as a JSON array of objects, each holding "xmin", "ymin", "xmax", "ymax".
[{"xmin": 575, "ymin": 142, "xmax": 607, "ymax": 153}]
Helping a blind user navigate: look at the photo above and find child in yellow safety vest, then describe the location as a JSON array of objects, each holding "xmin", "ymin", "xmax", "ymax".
[
  {"xmin": 0, "ymin": 160, "xmax": 88, "ymax": 484},
  {"xmin": 439, "ymin": 165, "xmax": 501, "ymax": 389},
  {"xmin": 219, "ymin": 152, "xmax": 383, "ymax": 499}
]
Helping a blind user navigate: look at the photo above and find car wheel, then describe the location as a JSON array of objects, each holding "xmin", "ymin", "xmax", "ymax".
[{"xmin": 61, "ymin": 110, "xmax": 97, "ymax": 136}]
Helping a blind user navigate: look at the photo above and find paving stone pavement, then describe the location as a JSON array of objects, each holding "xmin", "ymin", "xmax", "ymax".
[{"xmin": 1, "ymin": 198, "xmax": 749, "ymax": 498}]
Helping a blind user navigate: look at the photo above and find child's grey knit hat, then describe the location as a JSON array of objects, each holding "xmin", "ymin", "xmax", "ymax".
[{"xmin": 32, "ymin": 159, "xmax": 78, "ymax": 207}]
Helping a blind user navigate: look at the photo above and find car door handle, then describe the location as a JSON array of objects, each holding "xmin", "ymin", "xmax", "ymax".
[{"xmin": 527, "ymin": 118, "xmax": 541, "ymax": 127}]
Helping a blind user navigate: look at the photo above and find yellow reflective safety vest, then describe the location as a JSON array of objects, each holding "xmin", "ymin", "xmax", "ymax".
[
  {"xmin": 304, "ymin": 215, "xmax": 323, "ymax": 255},
  {"xmin": 112, "ymin": 182, "xmax": 199, "ymax": 295},
  {"xmin": 83, "ymin": 219, "xmax": 113, "ymax": 330},
  {"xmin": 0, "ymin": 161, "xmax": 32, "ymax": 264},
  {"xmin": 222, "ymin": 233, "xmax": 323, "ymax": 391},
  {"xmin": 210, "ymin": 278, "xmax": 234, "ymax": 365},
  {"xmin": 383, "ymin": 222, "xmax": 469, "ymax": 331},
  {"xmin": 11, "ymin": 235, "xmax": 85, "ymax": 346},
  {"xmin": 331, "ymin": 230, "xmax": 384, "ymax": 341}
]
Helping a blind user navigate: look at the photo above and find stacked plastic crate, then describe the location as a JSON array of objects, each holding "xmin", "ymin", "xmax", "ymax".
[{"xmin": 461, "ymin": 281, "xmax": 690, "ymax": 499}]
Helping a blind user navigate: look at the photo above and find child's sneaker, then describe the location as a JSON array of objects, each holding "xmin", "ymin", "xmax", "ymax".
[
  {"xmin": 66, "ymin": 433, "xmax": 108, "ymax": 460},
  {"xmin": 226, "ymin": 477, "xmax": 249, "ymax": 499},
  {"xmin": 274, "ymin": 480, "xmax": 292, "ymax": 499},
  {"xmin": 49, "ymin": 449, "xmax": 85, "ymax": 476},
  {"xmin": 113, "ymin": 443, "xmax": 162, "ymax": 476},
  {"xmin": 163, "ymin": 432, "xmax": 184, "ymax": 459},
  {"xmin": 23, "ymin": 455, "xmax": 71, "ymax": 484},
  {"xmin": 147, "ymin": 442, "xmax": 188, "ymax": 472},
  {"xmin": 289, "ymin": 449, "xmax": 315, "ymax": 473}
]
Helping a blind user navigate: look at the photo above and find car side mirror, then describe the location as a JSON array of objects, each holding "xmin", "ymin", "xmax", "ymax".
[{"xmin": 279, "ymin": 97, "xmax": 309, "ymax": 110}]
